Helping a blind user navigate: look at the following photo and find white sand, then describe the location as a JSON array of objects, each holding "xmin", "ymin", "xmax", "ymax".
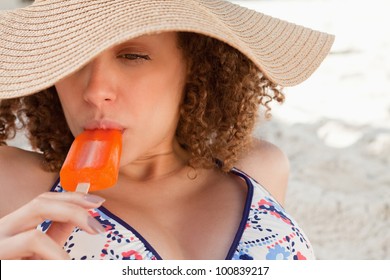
[
  {"xmin": 2, "ymin": 0, "xmax": 389, "ymax": 259},
  {"xmin": 236, "ymin": 0, "xmax": 390, "ymax": 259}
]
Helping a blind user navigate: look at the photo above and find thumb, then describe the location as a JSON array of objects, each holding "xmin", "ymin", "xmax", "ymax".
[
  {"xmin": 46, "ymin": 221, "xmax": 76, "ymax": 246},
  {"xmin": 46, "ymin": 214, "xmax": 105, "ymax": 246}
]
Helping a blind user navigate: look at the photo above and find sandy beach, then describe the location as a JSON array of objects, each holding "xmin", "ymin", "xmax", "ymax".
[
  {"xmin": 1, "ymin": 0, "xmax": 389, "ymax": 259},
  {"xmin": 236, "ymin": 0, "xmax": 390, "ymax": 259}
]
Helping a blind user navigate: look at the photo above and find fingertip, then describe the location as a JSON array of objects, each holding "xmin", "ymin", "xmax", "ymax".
[
  {"xmin": 83, "ymin": 194, "xmax": 106, "ymax": 205},
  {"xmin": 87, "ymin": 216, "xmax": 106, "ymax": 235}
]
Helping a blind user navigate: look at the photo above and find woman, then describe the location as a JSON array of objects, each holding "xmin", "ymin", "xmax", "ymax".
[{"xmin": 0, "ymin": 0, "xmax": 334, "ymax": 260}]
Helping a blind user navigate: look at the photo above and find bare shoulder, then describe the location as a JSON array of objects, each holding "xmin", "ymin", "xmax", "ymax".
[
  {"xmin": 0, "ymin": 146, "xmax": 58, "ymax": 217},
  {"xmin": 0, "ymin": 146, "xmax": 43, "ymax": 175},
  {"xmin": 235, "ymin": 138, "xmax": 290, "ymax": 206}
]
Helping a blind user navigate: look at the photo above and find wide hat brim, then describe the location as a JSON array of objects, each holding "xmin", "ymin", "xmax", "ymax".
[{"xmin": 0, "ymin": 0, "xmax": 334, "ymax": 99}]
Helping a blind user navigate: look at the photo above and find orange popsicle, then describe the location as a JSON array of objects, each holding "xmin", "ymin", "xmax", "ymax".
[{"xmin": 60, "ymin": 129, "xmax": 122, "ymax": 192}]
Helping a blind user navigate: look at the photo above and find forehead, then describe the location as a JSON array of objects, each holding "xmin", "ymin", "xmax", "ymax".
[{"xmin": 111, "ymin": 32, "xmax": 179, "ymax": 50}]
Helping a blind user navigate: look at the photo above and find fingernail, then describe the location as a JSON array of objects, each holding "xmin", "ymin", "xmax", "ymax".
[
  {"xmin": 84, "ymin": 194, "xmax": 106, "ymax": 204},
  {"xmin": 88, "ymin": 216, "xmax": 106, "ymax": 234}
]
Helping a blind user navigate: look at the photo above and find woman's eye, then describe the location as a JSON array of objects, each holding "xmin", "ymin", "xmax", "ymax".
[{"xmin": 119, "ymin": 54, "xmax": 151, "ymax": 61}]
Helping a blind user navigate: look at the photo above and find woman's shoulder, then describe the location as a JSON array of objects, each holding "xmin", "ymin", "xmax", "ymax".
[
  {"xmin": 0, "ymin": 146, "xmax": 58, "ymax": 217},
  {"xmin": 235, "ymin": 138, "xmax": 290, "ymax": 205},
  {"xmin": 0, "ymin": 145, "xmax": 45, "ymax": 173}
]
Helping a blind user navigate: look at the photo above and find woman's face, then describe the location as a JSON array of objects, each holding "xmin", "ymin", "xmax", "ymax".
[{"xmin": 55, "ymin": 32, "xmax": 187, "ymax": 168}]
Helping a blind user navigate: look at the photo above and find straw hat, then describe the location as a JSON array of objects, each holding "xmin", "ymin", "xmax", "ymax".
[{"xmin": 0, "ymin": 0, "xmax": 334, "ymax": 99}]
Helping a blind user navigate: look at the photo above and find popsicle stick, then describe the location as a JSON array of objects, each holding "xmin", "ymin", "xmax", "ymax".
[{"xmin": 76, "ymin": 183, "xmax": 90, "ymax": 193}]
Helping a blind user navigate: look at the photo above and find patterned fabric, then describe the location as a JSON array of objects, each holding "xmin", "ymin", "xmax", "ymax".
[{"xmin": 38, "ymin": 168, "xmax": 315, "ymax": 260}]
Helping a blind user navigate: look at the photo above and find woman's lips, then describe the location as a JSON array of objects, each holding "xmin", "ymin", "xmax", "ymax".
[{"xmin": 84, "ymin": 120, "xmax": 125, "ymax": 131}]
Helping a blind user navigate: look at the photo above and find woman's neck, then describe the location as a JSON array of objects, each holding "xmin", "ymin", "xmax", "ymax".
[{"xmin": 119, "ymin": 140, "xmax": 190, "ymax": 182}]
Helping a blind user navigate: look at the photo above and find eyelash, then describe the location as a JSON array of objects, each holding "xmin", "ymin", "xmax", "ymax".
[{"xmin": 119, "ymin": 54, "xmax": 151, "ymax": 61}]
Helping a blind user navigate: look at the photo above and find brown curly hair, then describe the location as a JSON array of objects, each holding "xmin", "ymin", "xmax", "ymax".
[{"xmin": 0, "ymin": 32, "xmax": 284, "ymax": 173}]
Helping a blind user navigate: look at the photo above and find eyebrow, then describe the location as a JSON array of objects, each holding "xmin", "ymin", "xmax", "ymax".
[{"xmin": 114, "ymin": 35, "xmax": 156, "ymax": 48}]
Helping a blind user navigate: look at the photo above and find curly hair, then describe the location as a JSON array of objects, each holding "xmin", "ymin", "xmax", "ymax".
[
  {"xmin": 177, "ymin": 33, "xmax": 284, "ymax": 172},
  {"xmin": 0, "ymin": 89, "xmax": 74, "ymax": 171},
  {"xmin": 0, "ymin": 32, "xmax": 284, "ymax": 173}
]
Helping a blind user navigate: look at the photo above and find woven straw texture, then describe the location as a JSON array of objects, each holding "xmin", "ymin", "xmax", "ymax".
[{"xmin": 0, "ymin": 0, "xmax": 334, "ymax": 99}]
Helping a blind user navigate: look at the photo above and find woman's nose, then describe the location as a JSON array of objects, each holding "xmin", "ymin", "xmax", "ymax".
[{"xmin": 82, "ymin": 57, "xmax": 117, "ymax": 107}]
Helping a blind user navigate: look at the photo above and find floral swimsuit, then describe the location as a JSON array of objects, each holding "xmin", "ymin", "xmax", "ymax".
[{"xmin": 39, "ymin": 168, "xmax": 315, "ymax": 260}]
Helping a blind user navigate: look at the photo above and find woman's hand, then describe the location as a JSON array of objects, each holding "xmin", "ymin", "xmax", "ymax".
[{"xmin": 0, "ymin": 192, "xmax": 105, "ymax": 260}]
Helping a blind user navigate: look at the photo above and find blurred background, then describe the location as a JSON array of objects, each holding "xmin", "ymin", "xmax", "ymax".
[{"xmin": 1, "ymin": 0, "xmax": 389, "ymax": 259}]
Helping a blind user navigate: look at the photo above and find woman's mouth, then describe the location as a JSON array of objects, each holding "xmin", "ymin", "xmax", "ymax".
[{"xmin": 84, "ymin": 120, "xmax": 125, "ymax": 132}]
